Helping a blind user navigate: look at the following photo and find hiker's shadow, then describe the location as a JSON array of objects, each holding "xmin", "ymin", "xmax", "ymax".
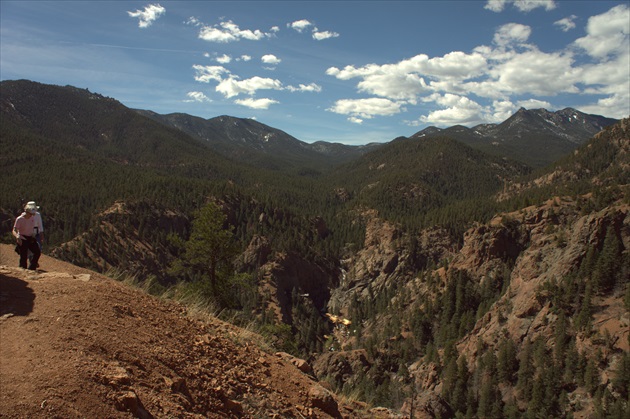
[{"xmin": 0, "ymin": 274, "xmax": 35, "ymax": 316}]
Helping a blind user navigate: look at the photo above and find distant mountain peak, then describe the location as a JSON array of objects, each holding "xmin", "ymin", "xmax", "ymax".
[
  {"xmin": 414, "ymin": 126, "xmax": 443, "ymax": 137},
  {"xmin": 410, "ymin": 107, "xmax": 618, "ymax": 167}
]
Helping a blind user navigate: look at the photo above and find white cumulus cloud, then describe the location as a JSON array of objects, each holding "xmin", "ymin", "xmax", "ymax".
[
  {"xmin": 127, "ymin": 4, "xmax": 165, "ymax": 28},
  {"xmin": 192, "ymin": 65, "xmax": 231, "ymax": 83},
  {"xmin": 216, "ymin": 76, "xmax": 283, "ymax": 98},
  {"xmin": 261, "ymin": 54, "xmax": 281, "ymax": 65},
  {"xmin": 289, "ymin": 19, "xmax": 312, "ymax": 32},
  {"xmin": 185, "ymin": 91, "xmax": 212, "ymax": 103},
  {"xmin": 328, "ymin": 5, "xmax": 630, "ymax": 126},
  {"xmin": 419, "ymin": 94, "xmax": 485, "ymax": 126},
  {"xmin": 574, "ymin": 4, "xmax": 629, "ymax": 59},
  {"xmin": 486, "ymin": 49, "xmax": 579, "ymax": 96},
  {"xmin": 554, "ymin": 15, "xmax": 578, "ymax": 32},
  {"xmin": 493, "ymin": 23, "xmax": 531, "ymax": 47},
  {"xmin": 286, "ymin": 83, "xmax": 322, "ymax": 93},
  {"xmin": 485, "ymin": 0, "xmax": 556, "ymax": 13},
  {"xmin": 186, "ymin": 17, "xmax": 201, "ymax": 27},
  {"xmin": 198, "ymin": 20, "xmax": 269, "ymax": 43},
  {"xmin": 485, "ymin": 0, "xmax": 508, "ymax": 12},
  {"xmin": 326, "ymin": 51, "xmax": 486, "ymax": 101},
  {"xmin": 313, "ymin": 30, "xmax": 339, "ymax": 41},
  {"xmin": 327, "ymin": 98, "xmax": 404, "ymax": 120},
  {"xmin": 234, "ymin": 98, "xmax": 279, "ymax": 109},
  {"xmin": 216, "ymin": 54, "xmax": 232, "ymax": 64},
  {"xmin": 489, "ymin": 100, "xmax": 517, "ymax": 122},
  {"xmin": 517, "ymin": 98, "xmax": 552, "ymax": 109}
]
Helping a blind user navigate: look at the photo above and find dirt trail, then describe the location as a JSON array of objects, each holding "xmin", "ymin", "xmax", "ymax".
[{"xmin": 0, "ymin": 245, "xmax": 389, "ymax": 418}]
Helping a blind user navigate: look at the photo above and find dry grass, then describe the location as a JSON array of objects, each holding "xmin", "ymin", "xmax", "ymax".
[{"xmin": 104, "ymin": 267, "xmax": 275, "ymax": 353}]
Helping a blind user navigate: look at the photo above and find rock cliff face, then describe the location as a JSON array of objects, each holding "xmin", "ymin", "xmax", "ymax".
[
  {"xmin": 314, "ymin": 192, "xmax": 628, "ymax": 417},
  {"xmin": 455, "ymin": 198, "xmax": 628, "ymax": 348},
  {"xmin": 329, "ymin": 209, "xmax": 456, "ymax": 315}
]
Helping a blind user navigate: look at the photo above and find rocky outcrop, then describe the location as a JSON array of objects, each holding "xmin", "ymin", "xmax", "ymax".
[
  {"xmin": 312, "ymin": 350, "xmax": 371, "ymax": 390},
  {"xmin": 402, "ymin": 392, "xmax": 454, "ymax": 419},
  {"xmin": 407, "ymin": 197, "xmax": 629, "ymax": 416},
  {"xmin": 329, "ymin": 210, "xmax": 457, "ymax": 313},
  {"xmin": 51, "ymin": 201, "xmax": 189, "ymax": 282},
  {"xmin": 236, "ymin": 234, "xmax": 271, "ymax": 271},
  {"xmin": 458, "ymin": 198, "xmax": 628, "ymax": 351},
  {"xmin": 276, "ymin": 351, "xmax": 314, "ymax": 375},
  {"xmin": 449, "ymin": 216, "xmax": 528, "ymax": 281}
]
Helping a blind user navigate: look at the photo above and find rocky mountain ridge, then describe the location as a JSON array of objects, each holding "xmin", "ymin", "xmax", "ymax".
[
  {"xmin": 136, "ymin": 111, "xmax": 383, "ymax": 167},
  {"xmin": 310, "ymin": 119, "xmax": 628, "ymax": 416},
  {"xmin": 412, "ymin": 108, "xmax": 618, "ymax": 167}
]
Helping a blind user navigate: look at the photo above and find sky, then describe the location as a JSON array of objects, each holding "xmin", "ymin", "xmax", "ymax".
[{"xmin": 1, "ymin": 1, "xmax": 628, "ymax": 145}]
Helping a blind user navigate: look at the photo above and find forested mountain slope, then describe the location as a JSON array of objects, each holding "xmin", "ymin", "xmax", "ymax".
[
  {"xmin": 0, "ymin": 80, "xmax": 331, "ymax": 247},
  {"xmin": 1, "ymin": 80, "xmax": 221, "ymax": 166},
  {"xmin": 326, "ymin": 135, "xmax": 530, "ymax": 234},
  {"xmin": 136, "ymin": 110, "xmax": 379, "ymax": 171}
]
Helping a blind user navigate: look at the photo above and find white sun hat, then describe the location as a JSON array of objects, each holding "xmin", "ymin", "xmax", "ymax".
[{"xmin": 24, "ymin": 201, "xmax": 38, "ymax": 214}]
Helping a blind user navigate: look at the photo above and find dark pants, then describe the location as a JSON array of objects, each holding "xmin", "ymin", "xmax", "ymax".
[{"xmin": 18, "ymin": 236, "xmax": 40, "ymax": 270}]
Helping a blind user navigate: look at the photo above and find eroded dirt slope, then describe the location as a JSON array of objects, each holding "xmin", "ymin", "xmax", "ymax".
[{"xmin": 0, "ymin": 245, "xmax": 390, "ymax": 419}]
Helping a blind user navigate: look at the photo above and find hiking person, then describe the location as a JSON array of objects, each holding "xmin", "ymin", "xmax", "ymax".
[{"xmin": 13, "ymin": 201, "xmax": 44, "ymax": 270}]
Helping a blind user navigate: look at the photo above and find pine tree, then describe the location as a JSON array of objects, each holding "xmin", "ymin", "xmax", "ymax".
[
  {"xmin": 563, "ymin": 339, "xmax": 579, "ymax": 385},
  {"xmin": 169, "ymin": 202, "xmax": 241, "ymax": 308},
  {"xmin": 612, "ymin": 351, "xmax": 629, "ymax": 400},
  {"xmin": 578, "ymin": 246, "xmax": 597, "ymax": 279},
  {"xmin": 584, "ymin": 356, "xmax": 599, "ymax": 394},
  {"xmin": 528, "ymin": 373, "xmax": 545, "ymax": 417},
  {"xmin": 497, "ymin": 337, "xmax": 518, "ymax": 383},
  {"xmin": 174, "ymin": 202, "xmax": 238, "ymax": 287},
  {"xmin": 517, "ymin": 337, "xmax": 534, "ymax": 399},
  {"xmin": 553, "ymin": 311, "xmax": 568, "ymax": 367},
  {"xmin": 451, "ymin": 355, "xmax": 470, "ymax": 414},
  {"xmin": 575, "ymin": 282, "xmax": 593, "ymax": 332},
  {"xmin": 593, "ymin": 225, "xmax": 622, "ymax": 292},
  {"xmin": 442, "ymin": 356, "xmax": 459, "ymax": 402},
  {"xmin": 477, "ymin": 374, "xmax": 494, "ymax": 418},
  {"xmin": 477, "ymin": 372, "xmax": 502, "ymax": 419}
]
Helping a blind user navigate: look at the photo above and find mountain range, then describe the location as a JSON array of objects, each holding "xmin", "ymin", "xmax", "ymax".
[
  {"xmin": 412, "ymin": 107, "xmax": 618, "ymax": 167},
  {"xmin": 135, "ymin": 110, "xmax": 381, "ymax": 170},
  {"xmin": 0, "ymin": 79, "xmax": 628, "ymax": 418},
  {"xmin": 1, "ymin": 80, "xmax": 617, "ymax": 171},
  {"xmin": 136, "ymin": 97, "xmax": 617, "ymax": 169}
]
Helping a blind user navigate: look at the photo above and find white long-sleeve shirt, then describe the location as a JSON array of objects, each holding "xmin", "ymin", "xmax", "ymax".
[{"xmin": 13, "ymin": 212, "xmax": 44, "ymax": 238}]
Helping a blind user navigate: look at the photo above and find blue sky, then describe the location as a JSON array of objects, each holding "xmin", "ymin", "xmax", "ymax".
[{"xmin": 1, "ymin": 1, "xmax": 628, "ymax": 145}]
